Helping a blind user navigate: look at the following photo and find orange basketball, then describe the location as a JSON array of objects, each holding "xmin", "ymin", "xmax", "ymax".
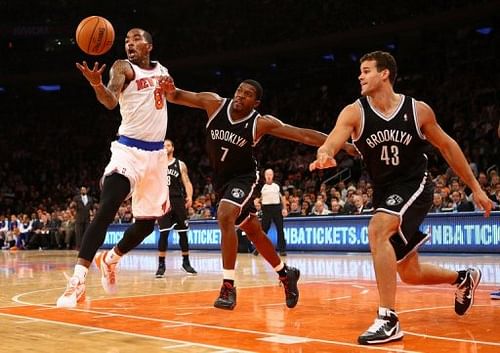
[{"xmin": 75, "ymin": 16, "xmax": 115, "ymax": 56}]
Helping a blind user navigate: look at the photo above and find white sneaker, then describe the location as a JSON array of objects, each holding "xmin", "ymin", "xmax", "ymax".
[
  {"xmin": 94, "ymin": 251, "xmax": 118, "ymax": 294},
  {"xmin": 56, "ymin": 276, "xmax": 86, "ymax": 308}
]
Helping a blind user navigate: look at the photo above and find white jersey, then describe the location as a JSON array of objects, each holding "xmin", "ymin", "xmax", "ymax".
[
  {"xmin": 118, "ymin": 60, "xmax": 169, "ymax": 142},
  {"xmin": 261, "ymin": 182, "xmax": 281, "ymax": 205}
]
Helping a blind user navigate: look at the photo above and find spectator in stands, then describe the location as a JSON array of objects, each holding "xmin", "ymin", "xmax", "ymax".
[
  {"xmin": 342, "ymin": 187, "xmax": 357, "ymax": 214},
  {"xmin": 337, "ymin": 181, "xmax": 348, "ymax": 200},
  {"xmin": 477, "ymin": 172, "xmax": 489, "ymax": 190},
  {"xmin": 59, "ymin": 210, "xmax": 76, "ymax": 249},
  {"xmin": 3, "ymin": 214, "xmax": 21, "ymax": 250},
  {"xmin": 488, "ymin": 170, "xmax": 499, "ymax": 199},
  {"xmin": 490, "ymin": 185, "xmax": 500, "ymax": 209},
  {"xmin": 361, "ymin": 192, "xmax": 374, "ymax": 212},
  {"xmin": 187, "ymin": 207, "xmax": 197, "ymax": 220},
  {"xmin": 300, "ymin": 200, "xmax": 311, "ymax": 216},
  {"xmin": 200, "ymin": 207, "xmax": 214, "ymax": 219},
  {"xmin": 253, "ymin": 197, "xmax": 263, "ymax": 219},
  {"xmin": 450, "ymin": 191, "xmax": 474, "ymax": 212},
  {"xmin": 288, "ymin": 200, "xmax": 302, "ymax": 217},
  {"xmin": 311, "ymin": 200, "xmax": 331, "ymax": 216},
  {"xmin": 19, "ymin": 214, "xmax": 33, "ymax": 249},
  {"xmin": 27, "ymin": 212, "xmax": 50, "ymax": 250},
  {"xmin": 0, "ymin": 215, "xmax": 8, "ymax": 248},
  {"xmin": 429, "ymin": 192, "xmax": 448, "ymax": 213},
  {"xmin": 352, "ymin": 194, "xmax": 372, "ymax": 215},
  {"xmin": 330, "ymin": 198, "xmax": 344, "ymax": 215}
]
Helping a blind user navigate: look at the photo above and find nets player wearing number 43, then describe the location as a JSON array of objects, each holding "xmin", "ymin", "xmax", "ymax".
[
  {"xmin": 161, "ymin": 77, "xmax": 346, "ymax": 310},
  {"xmin": 57, "ymin": 28, "xmax": 173, "ymax": 308},
  {"xmin": 310, "ymin": 51, "xmax": 494, "ymax": 345}
]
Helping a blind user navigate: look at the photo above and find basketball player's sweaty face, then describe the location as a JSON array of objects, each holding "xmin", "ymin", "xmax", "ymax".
[
  {"xmin": 125, "ymin": 29, "xmax": 152, "ymax": 65},
  {"xmin": 232, "ymin": 83, "xmax": 260, "ymax": 114},
  {"xmin": 358, "ymin": 60, "xmax": 387, "ymax": 96}
]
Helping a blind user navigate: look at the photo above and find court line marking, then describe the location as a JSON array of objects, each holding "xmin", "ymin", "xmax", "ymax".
[
  {"xmin": 14, "ymin": 318, "xmax": 39, "ymax": 323},
  {"xmin": 79, "ymin": 329, "xmax": 106, "ymax": 335},
  {"xmin": 7, "ymin": 280, "xmax": 497, "ymax": 351},
  {"xmin": 92, "ymin": 314, "xmax": 119, "ymax": 318},
  {"xmin": 3, "ymin": 301, "xmax": 422, "ymax": 353},
  {"xmin": 404, "ymin": 331, "xmax": 500, "ymax": 347},
  {"xmin": 322, "ymin": 295, "xmax": 351, "ymax": 301},
  {"xmin": 0, "ymin": 312, "xmax": 254, "ymax": 353},
  {"xmin": 398, "ymin": 304, "xmax": 498, "ymax": 315},
  {"xmin": 398, "ymin": 305, "xmax": 500, "ymax": 347},
  {"xmin": 6, "ymin": 278, "xmax": 497, "ymax": 310},
  {"xmin": 352, "ymin": 285, "xmax": 366, "ymax": 289},
  {"xmin": 162, "ymin": 323, "xmax": 189, "ymax": 328},
  {"xmin": 162, "ymin": 343, "xmax": 193, "ymax": 349}
]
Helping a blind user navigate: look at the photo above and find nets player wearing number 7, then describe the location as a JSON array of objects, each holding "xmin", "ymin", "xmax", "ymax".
[
  {"xmin": 162, "ymin": 77, "xmax": 334, "ymax": 310},
  {"xmin": 310, "ymin": 51, "xmax": 494, "ymax": 345},
  {"xmin": 57, "ymin": 28, "xmax": 172, "ymax": 308}
]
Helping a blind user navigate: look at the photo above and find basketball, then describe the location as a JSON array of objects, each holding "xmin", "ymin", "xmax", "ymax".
[{"xmin": 75, "ymin": 16, "xmax": 115, "ymax": 56}]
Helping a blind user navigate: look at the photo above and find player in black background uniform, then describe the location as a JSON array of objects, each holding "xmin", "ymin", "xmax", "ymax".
[
  {"xmin": 156, "ymin": 139, "xmax": 197, "ymax": 277},
  {"xmin": 162, "ymin": 77, "xmax": 331, "ymax": 310},
  {"xmin": 311, "ymin": 51, "xmax": 494, "ymax": 345}
]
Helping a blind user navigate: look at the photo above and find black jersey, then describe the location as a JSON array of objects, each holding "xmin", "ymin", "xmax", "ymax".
[
  {"xmin": 353, "ymin": 95, "xmax": 429, "ymax": 186},
  {"xmin": 167, "ymin": 158, "xmax": 185, "ymax": 198},
  {"xmin": 206, "ymin": 98, "xmax": 259, "ymax": 187}
]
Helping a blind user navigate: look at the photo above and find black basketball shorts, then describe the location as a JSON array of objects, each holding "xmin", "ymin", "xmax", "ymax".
[
  {"xmin": 217, "ymin": 172, "xmax": 259, "ymax": 227},
  {"xmin": 157, "ymin": 196, "xmax": 189, "ymax": 232},
  {"xmin": 373, "ymin": 173, "xmax": 433, "ymax": 262}
]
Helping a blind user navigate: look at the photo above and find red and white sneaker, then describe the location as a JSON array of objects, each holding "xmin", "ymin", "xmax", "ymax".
[
  {"xmin": 56, "ymin": 275, "xmax": 86, "ymax": 308},
  {"xmin": 94, "ymin": 251, "xmax": 118, "ymax": 295}
]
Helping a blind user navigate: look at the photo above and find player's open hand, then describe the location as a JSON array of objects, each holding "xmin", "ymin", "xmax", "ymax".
[
  {"xmin": 159, "ymin": 75, "xmax": 176, "ymax": 95},
  {"xmin": 309, "ymin": 151, "xmax": 337, "ymax": 171},
  {"xmin": 472, "ymin": 189, "xmax": 495, "ymax": 218},
  {"xmin": 76, "ymin": 61, "xmax": 106, "ymax": 86}
]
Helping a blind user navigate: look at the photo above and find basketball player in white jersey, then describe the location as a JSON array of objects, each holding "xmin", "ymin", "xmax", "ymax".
[{"xmin": 57, "ymin": 28, "xmax": 171, "ymax": 308}]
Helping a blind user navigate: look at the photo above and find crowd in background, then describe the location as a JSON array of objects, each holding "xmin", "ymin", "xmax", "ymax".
[{"xmin": 1, "ymin": 3, "xmax": 499, "ymax": 250}]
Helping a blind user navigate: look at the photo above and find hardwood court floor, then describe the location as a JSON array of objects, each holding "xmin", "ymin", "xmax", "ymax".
[{"xmin": 0, "ymin": 249, "xmax": 499, "ymax": 353}]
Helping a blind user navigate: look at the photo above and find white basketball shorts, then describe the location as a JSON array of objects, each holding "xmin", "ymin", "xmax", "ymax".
[{"xmin": 102, "ymin": 141, "xmax": 170, "ymax": 218}]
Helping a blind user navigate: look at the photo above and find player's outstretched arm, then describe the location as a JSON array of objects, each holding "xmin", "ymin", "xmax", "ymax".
[
  {"xmin": 310, "ymin": 103, "xmax": 359, "ymax": 171},
  {"xmin": 76, "ymin": 60, "xmax": 130, "ymax": 110},
  {"xmin": 418, "ymin": 101, "xmax": 493, "ymax": 216},
  {"xmin": 256, "ymin": 115, "xmax": 328, "ymax": 146},
  {"xmin": 161, "ymin": 76, "xmax": 224, "ymax": 118}
]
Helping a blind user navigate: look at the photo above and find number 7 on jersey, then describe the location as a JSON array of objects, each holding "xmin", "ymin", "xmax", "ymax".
[{"xmin": 220, "ymin": 147, "xmax": 229, "ymax": 161}]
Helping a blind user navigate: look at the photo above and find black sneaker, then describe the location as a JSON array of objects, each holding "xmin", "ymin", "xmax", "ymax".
[
  {"xmin": 252, "ymin": 249, "xmax": 259, "ymax": 256},
  {"xmin": 358, "ymin": 308, "xmax": 403, "ymax": 345},
  {"xmin": 279, "ymin": 266, "xmax": 300, "ymax": 308},
  {"xmin": 279, "ymin": 250, "xmax": 287, "ymax": 256},
  {"xmin": 455, "ymin": 267, "xmax": 481, "ymax": 315},
  {"xmin": 181, "ymin": 261, "xmax": 197, "ymax": 275},
  {"xmin": 155, "ymin": 262, "xmax": 166, "ymax": 278},
  {"xmin": 214, "ymin": 282, "xmax": 237, "ymax": 310}
]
